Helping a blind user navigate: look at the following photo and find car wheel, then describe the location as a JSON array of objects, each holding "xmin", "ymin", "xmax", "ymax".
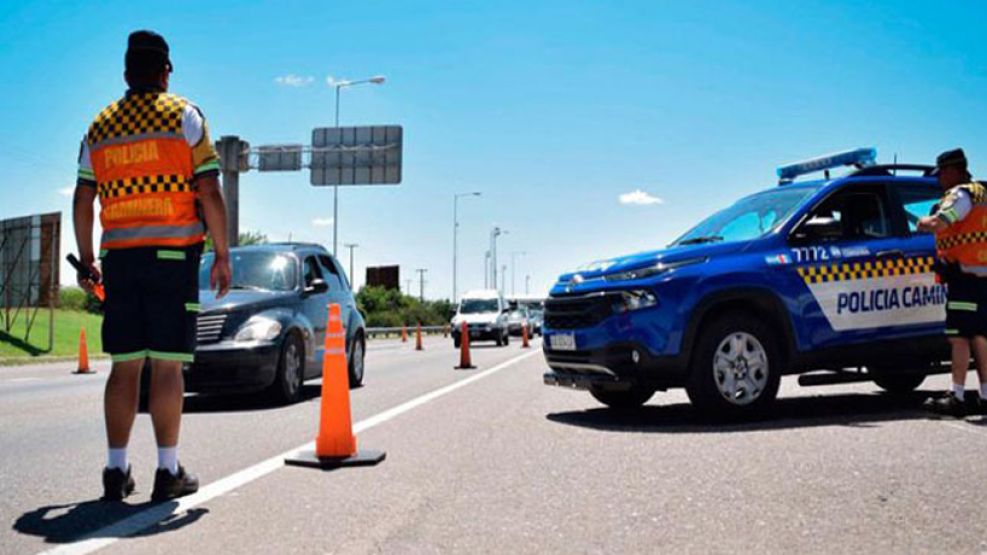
[
  {"xmin": 503, "ymin": 331, "xmax": 510, "ymax": 346},
  {"xmin": 871, "ymin": 371, "xmax": 926, "ymax": 394},
  {"xmin": 348, "ymin": 336, "xmax": 365, "ymax": 388},
  {"xmin": 590, "ymin": 385, "xmax": 656, "ymax": 409},
  {"xmin": 495, "ymin": 334, "xmax": 503, "ymax": 346},
  {"xmin": 454, "ymin": 336, "xmax": 462, "ymax": 349},
  {"xmin": 269, "ymin": 333, "xmax": 304, "ymax": 404},
  {"xmin": 686, "ymin": 312, "xmax": 782, "ymax": 418}
]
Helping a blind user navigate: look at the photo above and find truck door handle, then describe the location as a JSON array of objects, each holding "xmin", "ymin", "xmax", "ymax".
[{"xmin": 876, "ymin": 249, "xmax": 904, "ymax": 258}]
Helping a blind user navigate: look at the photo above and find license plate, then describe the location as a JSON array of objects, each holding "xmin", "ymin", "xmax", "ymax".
[
  {"xmin": 549, "ymin": 333, "xmax": 576, "ymax": 351},
  {"xmin": 470, "ymin": 331, "xmax": 481, "ymax": 338}
]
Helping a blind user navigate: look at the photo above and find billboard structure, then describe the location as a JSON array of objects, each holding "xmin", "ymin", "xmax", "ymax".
[
  {"xmin": 0, "ymin": 212, "xmax": 60, "ymax": 350},
  {"xmin": 365, "ymin": 265, "xmax": 400, "ymax": 291}
]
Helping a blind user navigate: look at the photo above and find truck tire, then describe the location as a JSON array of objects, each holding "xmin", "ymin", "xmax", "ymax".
[
  {"xmin": 590, "ymin": 385, "xmax": 656, "ymax": 409},
  {"xmin": 686, "ymin": 311, "xmax": 783, "ymax": 418},
  {"xmin": 871, "ymin": 372, "xmax": 926, "ymax": 394}
]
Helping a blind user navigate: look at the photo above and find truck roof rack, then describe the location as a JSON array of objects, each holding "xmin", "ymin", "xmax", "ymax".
[{"xmin": 848, "ymin": 164, "xmax": 935, "ymax": 178}]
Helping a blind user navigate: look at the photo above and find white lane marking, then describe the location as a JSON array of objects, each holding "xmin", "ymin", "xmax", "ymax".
[
  {"xmin": 6, "ymin": 377, "xmax": 41, "ymax": 383},
  {"xmin": 39, "ymin": 349, "xmax": 542, "ymax": 555}
]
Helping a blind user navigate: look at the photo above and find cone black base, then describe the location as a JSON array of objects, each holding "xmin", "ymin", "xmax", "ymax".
[{"xmin": 285, "ymin": 449, "xmax": 386, "ymax": 470}]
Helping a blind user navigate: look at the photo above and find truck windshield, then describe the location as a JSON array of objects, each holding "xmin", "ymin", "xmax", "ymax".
[
  {"xmin": 199, "ymin": 251, "xmax": 298, "ymax": 292},
  {"xmin": 460, "ymin": 299, "xmax": 499, "ymax": 314},
  {"xmin": 672, "ymin": 185, "xmax": 819, "ymax": 246}
]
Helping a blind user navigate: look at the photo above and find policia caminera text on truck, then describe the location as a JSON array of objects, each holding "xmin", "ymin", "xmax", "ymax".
[{"xmin": 542, "ymin": 148, "xmax": 954, "ymax": 417}]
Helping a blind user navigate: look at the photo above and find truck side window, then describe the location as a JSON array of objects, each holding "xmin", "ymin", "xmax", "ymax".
[
  {"xmin": 808, "ymin": 188, "xmax": 893, "ymax": 240},
  {"xmin": 898, "ymin": 185, "xmax": 942, "ymax": 234},
  {"xmin": 317, "ymin": 255, "xmax": 345, "ymax": 291},
  {"xmin": 303, "ymin": 256, "xmax": 323, "ymax": 286}
]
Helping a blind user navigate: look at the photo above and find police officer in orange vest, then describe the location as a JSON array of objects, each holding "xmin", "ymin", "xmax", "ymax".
[
  {"xmin": 918, "ymin": 149, "xmax": 987, "ymax": 416},
  {"xmin": 73, "ymin": 30, "xmax": 231, "ymax": 500}
]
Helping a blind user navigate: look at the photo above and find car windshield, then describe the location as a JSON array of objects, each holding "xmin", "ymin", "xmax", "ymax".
[
  {"xmin": 672, "ymin": 185, "xmax": 819, "ymax": 246},
  {"xmin": 460, "ymin": 299, "xmax": 499, "ymax": 314},
  {"xmin": 509, "ymin": 310, "xmax": 526, "ymax": 319},
  {"xmin": 199, "ymin": 251, "xmax": 297, "ymax": 292}
]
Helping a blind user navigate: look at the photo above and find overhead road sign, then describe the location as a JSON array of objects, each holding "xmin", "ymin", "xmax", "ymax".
[
  {"xmin": 257, "ymin": 144, "xmax": 304, "ymax": 172},
  {"xmin": 311, "ymin": 125, "xmax": 402, "ymax": 186}
]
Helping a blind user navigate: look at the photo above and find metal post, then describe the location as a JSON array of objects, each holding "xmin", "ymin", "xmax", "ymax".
[
  {"xmin": 525, "ymin": 274, "xmax": 530, "ymax": 295},
  {"xmin": 500, "ymin": 264, "xmax": 506, "ymax": 294},
  {"xmin": 333, "ymin": 86, "xmax": 341, "ymax": 257},
  {"xmin": 344, "ymin": 243, "xmax": 358, "ymax": 287},
  {"xmin": 484, "ymin": 251, "xmax": 490, "ymax": 289},
  {"xmin": 416, "ymin": 268, "xmax": 427, "ymax": 302},
  {"xmin": 218, "ymin": 136, "xmax": 242, "ymax": 248},
  {"xmin": 453, "ymin": 196, "xmax": 458, "ymax": 302}
]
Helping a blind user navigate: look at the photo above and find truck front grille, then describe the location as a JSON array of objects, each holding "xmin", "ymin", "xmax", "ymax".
[{"xmin": 544, "ymin": 293, "xmax": 615, "ymax": 329}]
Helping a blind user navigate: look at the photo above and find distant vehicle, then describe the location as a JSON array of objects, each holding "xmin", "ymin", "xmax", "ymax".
[
  {"xmin": 543, "ymin": 148, "xmax": 950, "ymax": 417},
  {"xmin": 506, "ymin": 306, "xmax": 531, "ymax": 336},
  {"xmin": 142, "ymin": 243, "xmax": 367, "ymax": 405},
  {"xmin": 528, "ymin": 308, "xmax": 544, "ymax": 336},
  {"xmin": 451, "ymin": 289, "xmax": 510, "ymax": 347}
]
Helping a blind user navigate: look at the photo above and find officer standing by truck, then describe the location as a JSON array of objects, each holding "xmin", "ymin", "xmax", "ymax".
[
  {"xmin": 918, "ymin": 149, "xmax": 987, "ymax": 416},
  {"xmin": 74, "ymin": 30, "xmax": 231, "ymax": 500}
]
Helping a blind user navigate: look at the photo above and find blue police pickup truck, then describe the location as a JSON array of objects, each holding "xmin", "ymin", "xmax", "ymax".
[{"xmin": 542, "ymin": 148, "xmax": 950, "ymax": 417}]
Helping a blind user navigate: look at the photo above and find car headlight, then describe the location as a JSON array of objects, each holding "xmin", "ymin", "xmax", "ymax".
[
  {"xmin": 234, "ymin": 317, "xmax": 283, "ymax": 343},
  {"xmin": 604, "ymin": 257, "xmax": 707, "ymax": 282},
  {"xmin": 613, "ymin": 290, "xmax": 658, "ymax": 313}
]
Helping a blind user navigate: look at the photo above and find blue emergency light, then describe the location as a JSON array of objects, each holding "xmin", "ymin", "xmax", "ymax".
[{"xmin": 776, "ymin": 147, "xmax": 877, "ymax": 184}]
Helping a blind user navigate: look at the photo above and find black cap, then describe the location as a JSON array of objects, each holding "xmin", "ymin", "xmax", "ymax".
[
  {"xmin": 125, "ymin": 30, "xmax": 172, "ymax": 74},
  {"xmin": 932, "ymin": 148, "xmax": 967, "ymax": 175}
]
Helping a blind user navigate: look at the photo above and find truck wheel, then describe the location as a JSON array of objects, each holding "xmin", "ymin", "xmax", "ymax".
[
  {"xmin": 590, "ymin": 385, "xmax": 656, "ymax": 409},
  {"xmin": 686, "ymin": 312, "xmax": 782, "ymax": 418},
  {"xmin": 269, "ymin": 333, "xmax": 304, "ymax": 405},
  {"xmin": 496, "ymin": 334, "xmax": 503, "ymax": 347},
  {"xmin": 504, "ymin": 331, "xmax": 510, "ymax": 346},
  {"xmin": 872, "ymin": 372, "xmax": 926, "ymax": 394},
  {"xmin": 348, "ymin": 337, "xmax": 365, "ymax": 388}
]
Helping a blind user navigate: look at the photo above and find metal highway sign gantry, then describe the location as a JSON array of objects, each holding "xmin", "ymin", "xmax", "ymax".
[{"xmin": 310, "ymin": 125, "xmax": 402, "ymax": 185}]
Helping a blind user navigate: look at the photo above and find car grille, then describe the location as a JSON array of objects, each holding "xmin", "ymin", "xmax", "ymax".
[
  {"xmin": 544, "ymin": 293, "xmax": 615, "ymax": 329},
  {"xmin": 196, "ymin": 313, "xmax": 228, "ymax": 344}
]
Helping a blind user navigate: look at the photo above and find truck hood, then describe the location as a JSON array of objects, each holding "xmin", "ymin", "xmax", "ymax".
[
  {"xmin": 557, "ymin": 241, "xmax": 746, "ymax": 283},
  {"xmin": 199, "ymin": 289, "xmax": 297, "ymax": 314},
  {"xmin": 452, "ymin": 313, "xmax": 501, "ymax": 325}
]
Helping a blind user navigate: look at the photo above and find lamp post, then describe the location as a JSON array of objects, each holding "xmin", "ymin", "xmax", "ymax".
[
  {"xmin": 500, "ymin": 264, "xmax": 507, "ymax": 295},
  {"xmin": 484, "ymin": 250, "xmax": 491, "ymax": 288},
  {"xmin": 525, "ymin": 274, "xmax": 531, "ymax": 295},
  {"xmin": 415, "ymin": 268, "xmax": 428, "ymax": 302},
  {"xmin": 511, "ymin": 251, "xmax": 526, "ymax": 296},
  {"xmin": 490, "ymin": 227, "xmax": 507, "ymax": 292},
  {"xmin": 343, "ymin": 243, "xmax": 359, "ymax": 288},
  {"xmin": 329, "ymin": 74, "xmax": 386, "ymax": 256},
  {"xmin": 453, "ymin": 192, "xmax": 481, "ymax": 303}
]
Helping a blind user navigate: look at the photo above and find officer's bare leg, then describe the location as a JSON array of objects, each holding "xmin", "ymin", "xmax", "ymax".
[
  {"xmin": 971, "ymin": 336, "xmax": 987, "ymax": 389},
  {"xmin": 104, "ymin": 359, "xmax": 144, "ymax": 448},
  {"xmin": 148, "ymin": 359, "xmax": 184, "ymax": 448},
  {"xmin": 949, "ymin": 337, "xmax": 971, "ymax": 391}
]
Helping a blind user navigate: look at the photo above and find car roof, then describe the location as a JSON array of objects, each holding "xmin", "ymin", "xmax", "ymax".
[{"xmin": 461, "ymin": 289, "xmax": 501, "ymax": 299}]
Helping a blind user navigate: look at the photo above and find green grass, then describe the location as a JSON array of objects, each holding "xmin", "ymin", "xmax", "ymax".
[{"xmin": 0, "ymin": 309, "xmax": 104, "ymax": 361}]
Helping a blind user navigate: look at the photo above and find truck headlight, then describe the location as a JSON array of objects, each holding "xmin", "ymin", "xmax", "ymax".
[
  {"xmin": 604, "ymin": 257, "xmax": 707, "ymax": 282},
  {"xmin": 234, "ymin": 317, "xmax": 282, "ymax": 343},
  {"xmin": 613, "ymin": 290, "xmax": 658, "ymax": 313}
]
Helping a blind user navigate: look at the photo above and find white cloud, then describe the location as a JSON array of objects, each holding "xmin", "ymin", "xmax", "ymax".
[
  {"xmin": 618, "ymin": 189, "xmax": 664, "ymax": 206},
  {"xmin": 58, "ymin": 186, "xmax": 74, "ymax": 197},
  {"xmin": 274, "ymin": 74, "xmax": 314, "ymax": 87},
  {"xmin": 311, "ymin": 217, "xmax": 334, "ymax": 227}
]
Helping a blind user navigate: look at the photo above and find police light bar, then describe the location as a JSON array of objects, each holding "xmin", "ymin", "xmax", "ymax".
[{"xmin": 776, "ymin": 147, "xmax": 877, "ymax": 184}]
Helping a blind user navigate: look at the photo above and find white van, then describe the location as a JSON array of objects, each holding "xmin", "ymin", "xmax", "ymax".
[{"xmin": 450, "ymin": 289, "xmax": 510, "ymax": 347}]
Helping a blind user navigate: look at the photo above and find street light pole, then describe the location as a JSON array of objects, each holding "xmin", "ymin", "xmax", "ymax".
[
  {"xmin": 330, "ymin": 75, "xmax": 386, "ymax": 256},
  {"xmin": 490, "ymin": 227, "xmax": 507, "ymax": 292},
  {"xmin": 500, "ymin": 264, "xmax": 507, "ymax": 295},
  {"xmin": 453, "ymin": 192, "xmax": 481, "ymax": 303},
  {"xmin": 415, "ymin": 268, "xmax": 428, "ymax": 302},
  {"xmin": 526, "ymin": 274, "xmax": 531, "ymax": 295},
  {"xmin": 343, "ymin": 243, "xmax": 359, "ymax": 288},
  {"xmin": 484, "ymin": 250, "xmax": 491, "ymax": 288}
]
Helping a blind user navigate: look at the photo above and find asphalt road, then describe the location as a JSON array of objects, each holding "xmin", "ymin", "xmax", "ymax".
[{"xmin": 3, "ymin": 336, "xmax": 987, "ymax": 554}]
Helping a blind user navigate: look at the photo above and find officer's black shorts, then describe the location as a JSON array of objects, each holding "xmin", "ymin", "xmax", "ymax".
[
  {"xmin": 101, "ymin": 245, "xmax": 202, "ymax": 363},
  {"xmin": 945, "ymin": 273, "xmax": 987, "ymax": 339}
]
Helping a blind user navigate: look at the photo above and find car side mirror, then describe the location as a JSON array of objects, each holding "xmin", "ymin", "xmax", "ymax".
[
  {"xmin": 304, "ymin": 278, "xmax": 329, "ymax": 294},
  {"xmin": 793, "ymin": 216, "xmax": 842, "ymax": 243}
]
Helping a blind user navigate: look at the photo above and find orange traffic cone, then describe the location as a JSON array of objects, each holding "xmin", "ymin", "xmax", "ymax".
[
  {"xmin": 401, "ymin": 324, "xmax": 408, "ymax": 342},
  {"xmin": 521, "ymin": 322, "xmax": 530, "ymax": 349},
  {"xmin": 415, "ymin": 322, "xmax": 423, "ymax": 351},
  {"xmin": 73, "ymin": 327, "xmax": 94, "ymax": 374},
  {"xmin": 286, "ymin": 303, "xmax": 385, "ymax": 469},
  {"xmin": 456, "ymin": 321, "xmax": 475, "ymax": 369}
]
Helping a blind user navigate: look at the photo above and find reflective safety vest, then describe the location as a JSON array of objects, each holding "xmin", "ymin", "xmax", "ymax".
[
  {"xmin": 935, "ymin": 182, "xmax": 987, "ymax": 267},
  {"xmin": 86, "ymin": 91, "xmax": 204, "ymax": 250}
]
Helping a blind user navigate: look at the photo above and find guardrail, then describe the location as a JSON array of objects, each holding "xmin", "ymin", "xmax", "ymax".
[{"xmin": 366, "ymin": 326, "xmax": 449, "ymax": 339}]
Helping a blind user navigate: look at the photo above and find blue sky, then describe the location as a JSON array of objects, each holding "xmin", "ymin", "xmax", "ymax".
[{"xmin": 1, "ymin": 0, "xmax": 986, "ymax": 298}]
